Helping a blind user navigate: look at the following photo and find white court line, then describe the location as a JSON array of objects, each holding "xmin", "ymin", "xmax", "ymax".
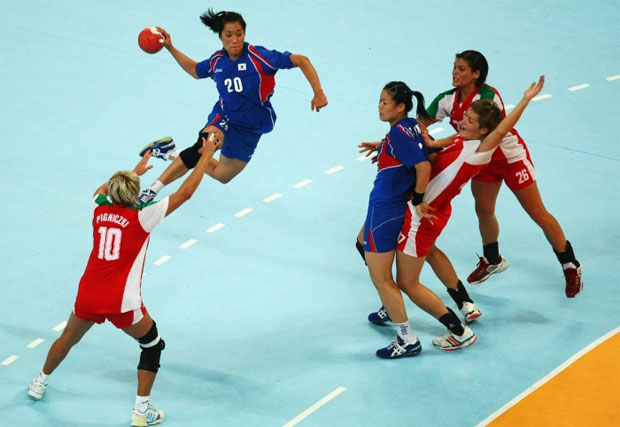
[
  {"xmin": 568, "ymin": 83, "xmax": 590, "ymax": 91},
  {"xmin": 282, "ymin": 386, "xmax": 347, "ymax": 427},
  {"xmin": 532, "ymin": 93, "xmax": 552, "ymax": 101},
  {"xmin": 357, "ymin": 153, "xmax": 376, "ymax": 161},
  {"xmin": 1, "ymin": 355, "xmax": 19, "ymax": 366},
  {"xmin": 505, "ymin": 104, "xmax": 515, "ymax": 110},
  {"xmin": 179, "ymin": 239, "xmax": 197, "ymax": 249},
  {"xmin": 606, "ymin": 75, "xmax": 620, "ymax": 81},
  {"xmin": 206, "ymin": 223, "xmax": 225, "ymax": 233},
  {"xmin": 27, "ymin": 338, "xmax": 45, "ymax": 349},
  {"xmin": 154, "ymin": 255, "xmax": 171, "ymax": 265},
  {"xmin": 234, "ymin": 208, "xmax": 253, "ymax": 218},
  {"xmin": 476, "ymin": 325, "xmax": 620, "ymax": 427},
  {"xmin": 293, "ymin": 179, "xmax": 312, "ymax": 188},
  {"xmin": 52, "ymin": 321, "xmax": 67, "ymax": 332},
  {"xmin": 263, "ymin": 193, "xmax": 282, "ymax": 203},
  {"xmin": 324, "ymin": 165, "xmax": 344, "ymax": 175},
  {"xmin": 428, "ymin": 127, "xmax": 444, "ymax": 135}
]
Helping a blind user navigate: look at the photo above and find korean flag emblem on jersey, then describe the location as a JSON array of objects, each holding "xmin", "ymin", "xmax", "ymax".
[{"xmin": 238, "ymin": 63, "xmax": 247, "ymax": 71}]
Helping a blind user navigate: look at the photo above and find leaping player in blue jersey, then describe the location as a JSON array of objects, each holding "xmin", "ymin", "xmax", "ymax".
[{"xmin": 138, "ymin": 9, "xmax": 328, "ymax": 203}]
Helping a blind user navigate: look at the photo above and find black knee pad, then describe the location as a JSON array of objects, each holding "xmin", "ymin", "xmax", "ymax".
[
  {"xmin": 355, "ymin": 240, "xmax": 367, "ymax": 265},
  {"xmin": 179, "ymin": 132, "xmax": 212, "ymax": 169},
  {"xmin": 137, "ymin": 321, "xmax": 165, "ymax": 373}
]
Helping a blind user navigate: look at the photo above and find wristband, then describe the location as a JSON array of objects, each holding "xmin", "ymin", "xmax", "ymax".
[{"xmin": 411, "ymin": 191, "xmax": 424, "ymax": 206}]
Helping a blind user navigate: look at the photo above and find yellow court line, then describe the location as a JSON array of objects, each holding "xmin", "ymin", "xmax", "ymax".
[{"xmin": 484, "ymin": 327, "xmax": 620, "ymax": 427}]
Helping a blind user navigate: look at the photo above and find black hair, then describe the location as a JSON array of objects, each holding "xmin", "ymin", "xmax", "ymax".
[
  {"xmin": 200, "ymin": 8, "xmax": 246, "ymax": 35},
  {"xmin": 383, "ymin": 81, "xmax": 430, "ymax": 121},
  {"xmin": 455, "ymin": 50, "xmax": 489, "ymax": 86}
]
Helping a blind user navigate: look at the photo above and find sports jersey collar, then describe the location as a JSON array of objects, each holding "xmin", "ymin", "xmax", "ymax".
[{"xmin": 223, "ymin": 42, "xmax": 249, "ymax": 60}]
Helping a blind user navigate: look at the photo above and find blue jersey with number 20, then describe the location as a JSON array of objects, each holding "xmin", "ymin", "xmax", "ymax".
[{"xmin": 195, "ymin": 42, "xmax": 294, "ymax": 134}]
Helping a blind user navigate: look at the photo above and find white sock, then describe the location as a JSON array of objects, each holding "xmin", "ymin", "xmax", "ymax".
[
  {"xmin": 37, "ymin": 371, "xmax": 49, "ymax": 385},
  {"xmin": 149, "ymin": 180, "xmax": 165, "ymax": 193},
  {"xmin": 135, "ymin": 395, "xmax": 149, "ymax": 413},
  {"xmin": 394, "ymin": 321, "xmax": 418, "ymax": 344},
  {"xmin": 562, "ymin": 262, "xmax": 577, "ymax": 270}
]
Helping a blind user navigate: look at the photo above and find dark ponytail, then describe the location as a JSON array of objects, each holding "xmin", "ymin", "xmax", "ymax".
[
  {"xmin": 200, "ymin": 8, "xmax": 246, "ymax": 35},
  {"xmin": 383, "ymin": 81, "xmax": 430, "ymax": 121}
]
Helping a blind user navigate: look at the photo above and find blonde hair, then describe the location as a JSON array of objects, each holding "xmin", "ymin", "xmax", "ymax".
[{"xmin": 108, "ymin": 171, "xmax": 140, "ymax": 206}]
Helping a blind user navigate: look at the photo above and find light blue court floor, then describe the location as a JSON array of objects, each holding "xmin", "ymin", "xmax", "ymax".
[{"xmin": 1, "ymin": 1, "xmax": 619, "ymax": 426}]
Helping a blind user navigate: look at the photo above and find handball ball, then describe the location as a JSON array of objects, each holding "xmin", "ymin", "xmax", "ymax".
[{"xmin": 138, "ymin": 27, "xmax": 164, "ymax": 54}]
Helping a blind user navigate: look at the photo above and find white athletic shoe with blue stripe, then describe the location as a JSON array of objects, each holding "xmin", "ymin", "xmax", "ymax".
[
  {"xmin": 139, "ymin": 136, "xmax": 179, "ymax": 161},
  {"xmin": 131, "ymin": 404, "xmax": 166, "ymax": 426}
]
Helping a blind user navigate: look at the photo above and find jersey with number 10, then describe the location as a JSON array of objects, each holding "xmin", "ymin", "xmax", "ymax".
[
  {"xmin": 75, "ymin": 195, "xmax": 168, "ymax": 315},
  {"xmin": 196, "ymin": 42, "xmax": 294, "ymax": 134}
]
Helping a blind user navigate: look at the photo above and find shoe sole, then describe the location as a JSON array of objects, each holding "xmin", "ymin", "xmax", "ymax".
[
  {"xmin": 368, "ymin": 318, "xmax": 391, "ymax": 326},
  {"xmin": 139, "ymin": 136, "xmax": 173, "ymax": 157},
  {"xmin": 469, "ymin": 260, "xmax": 510, "ymax": 284},
  {"xmin": 27, "ymin": 390, "xmax": 43, "ymax": 400},
  {"xmin": 464, "ymin": 311, "xmax": 482, "ymax": 323},
  {"xmin": 376, "ymin": 346, "xmax": 422, "ymax": 359},
  {"xmin": 433, "ymin": 334, "xmax": 478, "ymax": 351}
]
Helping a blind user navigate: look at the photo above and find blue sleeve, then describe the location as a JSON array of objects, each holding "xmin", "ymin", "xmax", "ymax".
[
  {"xmin": 196, "ymin": 50, "xmax": 225, "ymax": 79},
  {"xmin": 196, "ymin": 58, "xmax": 212, "ymax": 79},
  {"xmin": 250, "ymin": 45, "xmax": 294, "ymax": 73},
  {"xmin": 389, "ymin": 125, "xmax": 428, "ymax": 168}
]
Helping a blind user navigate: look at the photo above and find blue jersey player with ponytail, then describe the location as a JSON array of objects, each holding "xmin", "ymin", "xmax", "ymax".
[
  {"xmin": 139, "ymin": 9, "xmax": 328, "ymax": 203},
  {"xmin": 358, "ymin": 82, "xmax": 479, "ymax": 359}
]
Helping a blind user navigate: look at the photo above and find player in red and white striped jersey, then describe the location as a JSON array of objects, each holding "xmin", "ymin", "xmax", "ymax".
[
  {"xmin": 396, "ymin": 76, "xmax": 545, "ymax": 350},
  {"xmin": 421, "ymin": 51, "xmax": 582, "ymax": 298},
  {"xmin": 28, "ymin": 136, "xmax": 218, "ymax": 426}
]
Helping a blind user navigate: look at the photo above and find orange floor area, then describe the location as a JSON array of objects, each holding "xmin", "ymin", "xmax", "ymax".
[{"xmin": 489, "ymin": 331, "xmax": 620, "ymax": 427}]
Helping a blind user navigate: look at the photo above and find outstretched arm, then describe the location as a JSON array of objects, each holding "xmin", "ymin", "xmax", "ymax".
[
  {"xmin": 420, "ymin": 123, "xmax": 457, "ymax": 149},
  {"xmin": 477, "ymin": 75, "xmax": 545, "ymax": 153},
  {"xmin": 93, "ymin": 152, "xmax": 153, "ymax": 197},
  {"xmin": 156, "ymin": 27, "xmax": 199, "ymax": 79},
  {"xmin": 290, "ymin": 54, "xmax": 328, "ymax": 112}
]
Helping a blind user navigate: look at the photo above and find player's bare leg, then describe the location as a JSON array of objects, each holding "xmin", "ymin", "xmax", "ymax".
[
  {"xmin": 206, "ymin": 154, "xmax": 248, "ymax": 184},
  {"xmin": 512, "ymin": 182, "xmax": 566, "ymax": 251}
]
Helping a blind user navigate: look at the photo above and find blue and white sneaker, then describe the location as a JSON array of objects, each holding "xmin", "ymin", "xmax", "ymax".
[
  {"xmin": 138, "ymin": 188, "xmax": 158, "ymax": 205},
  {"xmin": 139, "ymin": 136, "xmax": 179, "ymax": 161},
  {"xmin": 368, "ymin": 306, "xmax": 391, "ymax": 325},
  {"xmin": 131, "ymin": 404, "xmax": 165, "ymax": 426},
  {"xmin": 376, "ymin": 336, "xmax": 422, "ymax": 359}
]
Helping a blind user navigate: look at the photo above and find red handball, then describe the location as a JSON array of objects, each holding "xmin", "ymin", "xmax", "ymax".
[{"xmin": 138, "ymin": 27, "xmax": 164, "ymax": 54}]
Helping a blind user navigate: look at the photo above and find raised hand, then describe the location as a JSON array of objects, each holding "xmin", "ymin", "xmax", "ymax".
[
  {"xmin": 133, "ymin": 151, "xmax": 154, "ymax": 176},
  {"xmin": 524, "ymin": 75, "xmax": 545, "ymax": 100}
]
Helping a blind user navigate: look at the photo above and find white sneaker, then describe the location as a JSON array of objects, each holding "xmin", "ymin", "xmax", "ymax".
[
  {"xmin": 131, "ymin": 404, "xmax": 166, "ymax": 426},
  {"xmin": 459, "ymin": 302, "xmax": 482, "ymax": 323},
  {"xmin": 27, "ymin": 377, "xmax": 47, "ymax": 400},
  {"xmin": 432, "ymin": 325, "xmax": 477, "ymax": 351}
]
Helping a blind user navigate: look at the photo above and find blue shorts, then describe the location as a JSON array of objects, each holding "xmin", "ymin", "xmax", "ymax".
[
  {"xmin": 205, "ymin": 111, "xmax": 262, "ymax": 162},
  {"xmin": 363, "ymin": 204, "xmax": 406, "ymax": 253}
]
